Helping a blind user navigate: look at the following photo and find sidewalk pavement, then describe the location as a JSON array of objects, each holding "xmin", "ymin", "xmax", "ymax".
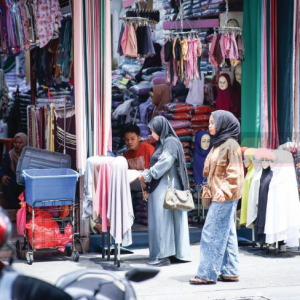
[{"xmin": 11, "ymin": 244, "xmax": 300, "ymax": 300}]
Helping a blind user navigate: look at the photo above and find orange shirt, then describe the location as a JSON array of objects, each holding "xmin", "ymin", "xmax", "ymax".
[{"xmin": 125, "ymin": 142, "xmax": 155, "ymax": 170}]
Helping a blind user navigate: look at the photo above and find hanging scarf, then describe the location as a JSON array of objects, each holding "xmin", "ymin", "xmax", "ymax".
[
  {"xmin": 148, "ymin": 116, "xmax": 188, "ymax": 192},
  {"xmin": 193, "ymin": 131, "xmax": 212, "ymax": 187},
  {"xmin": 9, "ymin": 133, "xmax": 28, "ymax": 173},
  {"xmin": 211, "ymin": 110, "xmax": 240, "ymax": 148},
  {"xmin": 215, "ymin": 73, "xmax": 239, "ymax": 118},
  {"xmin": 151, "ymin": 84, "xmax": 171, "ymax": 117}
]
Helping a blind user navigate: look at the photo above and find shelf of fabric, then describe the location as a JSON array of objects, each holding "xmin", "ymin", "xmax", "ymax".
[{"xmin": 163, "ymin": 19, "xmax": 219, "ymax": 30}]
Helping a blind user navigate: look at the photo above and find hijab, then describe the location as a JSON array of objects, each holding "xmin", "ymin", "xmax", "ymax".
[
  {"xmin": 148, "ymin": 116, "xmax": 188, "ymax": 192},
  {"xmin": 151, "ymin": 84, "xmax": 171, "ymax": 118},
  {"xmin": 9, "ymin": 133, "xmax": 28, "ymax": 173},
  {"xmin": 211, "ymin": 110, "xmax": 240, "ymax": 148},
  {"xmin": 215, "ymin": 73, "xmax": 239, "ymax": 118},
  {"xmin": 193, "ymin": 131, "xmax": 212, "ymax": 186}
]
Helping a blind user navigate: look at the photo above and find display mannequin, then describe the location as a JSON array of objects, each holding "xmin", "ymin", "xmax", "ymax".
[
  {"xmin": 215, "ymin": 73, "xmax": 239, "ymax": 118},
  {"xmin": 193, "ymin": 131, "xmax": 212, "ymax": 190},
  {"xmin": 233, "ymin": 63, "xmax": 242, "ymax": 119},
  {"xmin": 254, "ymin": 149, "xmax": 275, "ymax": 244},
  {"xmin": 240, "ymin": 148, "xmax": 256, "ymax": 226}
]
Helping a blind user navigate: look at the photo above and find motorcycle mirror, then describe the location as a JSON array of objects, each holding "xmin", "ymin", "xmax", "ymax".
[{"xmin": 125, "ymin": 267, "xmax": 160, "ymax": 283}]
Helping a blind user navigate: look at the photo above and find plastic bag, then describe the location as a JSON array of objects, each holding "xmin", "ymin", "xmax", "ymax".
[
  {"xmin": 192, "ymin": 114, "xmax": 210, "ymax": 122},
  {"xmin": 16, "ymin": 193, "xmax": 26, "ymax": 236},
  {"xmin": 164, "ymin": 112, "xmax": 192, "ymax": 120},
  {"xmin": 163, "ymin": 103, "xmax": 194, "ymax": 113},
  {"xmin": 174, "ymin": 128, "xmax": 193, "ymax": 137},
  {"xmin": 192, "ymin": 105, "xmax": 214, "ymax": 115},
  {"xmin": 26, "ymin": 211, "xmax": 73, "ymax": 251}
]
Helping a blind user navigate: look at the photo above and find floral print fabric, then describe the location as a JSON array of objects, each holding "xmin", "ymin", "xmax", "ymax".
[{"xmin": 34, "ymin": 0, "xmax": 62, "ymax": 48}]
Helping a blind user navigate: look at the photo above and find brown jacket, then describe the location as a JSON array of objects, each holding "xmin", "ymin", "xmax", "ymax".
[{"xmin": 203, "ymin": 139, "xmax": 244, "ymax": 202}]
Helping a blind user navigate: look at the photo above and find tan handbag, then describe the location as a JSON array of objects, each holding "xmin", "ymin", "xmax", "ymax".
[
  {"xmin": 163, "ymin": 171, "xmax": 195, "ymax": 212},
  {"xmin": 201, "ymin": 184, "xmax": 212, "ymax": 207}
]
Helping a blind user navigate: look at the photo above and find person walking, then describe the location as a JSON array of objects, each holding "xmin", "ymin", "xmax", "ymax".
[
  {"xmin": 139, "ymin": 116, "xmax": 191, "ymax": 266},
  {"xmin": 190, "ymin": 110, "xmax": 244, "ymax": 284}
]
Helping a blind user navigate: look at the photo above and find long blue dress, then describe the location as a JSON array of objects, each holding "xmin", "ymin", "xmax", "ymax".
[{"xmin": 143, "ymin": 150, "xmax": 191, "ymax": 262}]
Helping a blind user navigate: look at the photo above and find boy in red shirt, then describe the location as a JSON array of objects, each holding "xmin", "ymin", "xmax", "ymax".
[{"xmin": 124, "ymin": 124, "xmax": 155, "ymax": 170}]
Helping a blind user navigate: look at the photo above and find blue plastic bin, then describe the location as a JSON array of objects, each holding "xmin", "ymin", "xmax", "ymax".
[{"xmin": 22, "ymin": 168, "xmax": 79, "ymax": 207}]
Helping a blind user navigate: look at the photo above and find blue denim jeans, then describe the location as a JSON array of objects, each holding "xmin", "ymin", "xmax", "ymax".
[{"xmin": 197, "ymin": 200, "xmax": 239, "ymax": 282}]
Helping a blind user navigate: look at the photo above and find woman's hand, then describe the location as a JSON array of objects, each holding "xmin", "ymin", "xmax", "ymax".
[
  {"xmin": 214, "ymin": 189, "xmax": 225, "ymax": 202},
  {"xmin": 1, "ymin": 176, "xmax": 10, "ymax": 186},
  {"xmin": 139, "ymin": 174, "xmax": 146, "ymax": 184}
]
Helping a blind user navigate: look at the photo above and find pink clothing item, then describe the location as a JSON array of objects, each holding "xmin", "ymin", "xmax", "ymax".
[
  {"xmin": 224, "ymin": 33, "xmax": 231, "ymax": 58},
  {"xmin": 229, "ymin": 33, "xmax": 239, "ymax": 60},
  {"xmin": 18, "ymin": 1, "xmax": 30, "ymax": 50},
  {"xmin": 192, "ymin": 38, "xmax": 199, "ymax": 80},
  {"xmin": 121, "ymin": 24, "xmax": 129, "ymax": 55},
  {"xmin": 34, "ymin": 0, "xmax": 62, "ymax": 48},
  {"xmin": 209, "ymin": 34, "xmax": 218, "ymax": 67},
  {"xmin": 219, "ymin": 34, "xmax": 226, "ymax": 59},
  {"xmin": 197, "ymin": 38, "xmax": 202, "ymax": 57},
  {"xmin": 186, "ymin": 38, "xmax": 194, "ymax": 81},
  {"xmin": 125, "ymin": 24, "xmax": 138, "ymax": 57},
  {"xmin": 94, "ymin": 160, "xmax": 114, "ymax": 231}
]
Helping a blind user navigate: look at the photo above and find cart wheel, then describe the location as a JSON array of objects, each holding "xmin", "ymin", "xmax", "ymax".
[
  {"xmin": 66, "ymin": 247, "xmax": 72, "ymax": 257},
  {"xmin": 16, "ymin": 240, "xmax": 22, "ymax": 259},
  {"xmin": 26, "ymin": 252, "xmax": 33, "ymax": 265},
  {"xmin": 72, "ymin": 251, "xmax": 79, "ymax": 262}
]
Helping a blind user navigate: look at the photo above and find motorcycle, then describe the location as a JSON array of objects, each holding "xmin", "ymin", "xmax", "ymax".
[{"xmin": 0, "ymin": 207, "xmax": 159, "ymax": 300}]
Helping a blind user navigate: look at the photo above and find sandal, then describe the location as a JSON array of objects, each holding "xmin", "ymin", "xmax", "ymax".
[
  {"xmin": 217, "ymin": 275, "xmax": 239, "ymax": 282},
  {"xmin": 189, "ymin": 276, "xmax": 215, "ymax": 285}
]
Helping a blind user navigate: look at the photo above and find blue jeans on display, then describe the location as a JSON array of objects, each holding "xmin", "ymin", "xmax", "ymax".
[{"xmin": 197, "ymin": 200, "xmax": 239, "ymax": 282}]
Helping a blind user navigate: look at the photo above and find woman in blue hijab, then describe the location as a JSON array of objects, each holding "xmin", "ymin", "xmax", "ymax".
[{"xmin": 193, "ymin": 131, "xmax": 212, "ymax": 190}]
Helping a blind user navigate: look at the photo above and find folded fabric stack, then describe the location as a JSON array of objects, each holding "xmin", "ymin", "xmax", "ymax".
[
  {"xmin": 182, "ymin": 0, "xmax": 194, "ymax": 19},
  {"xmin": 163, "ymin": 0, "xmax": 179, "ymax": 22}
]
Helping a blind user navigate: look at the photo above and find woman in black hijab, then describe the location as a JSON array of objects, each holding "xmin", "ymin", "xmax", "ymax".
[
  {"xmin": 139, "ymin": 116, "xmax": 191, "ymax": 266},
  {"xmin": 190, "ymin": 110, "xmax": 244, "ymax": 285}
]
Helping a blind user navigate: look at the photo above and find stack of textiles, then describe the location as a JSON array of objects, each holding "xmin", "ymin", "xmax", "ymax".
[
  {"xmin": 163, "ymin": 0, "xmax": 179, "ymax": 21},
  {"xmin": 182, "ymin": 0, "xmax": 194, "ymax": 19}
]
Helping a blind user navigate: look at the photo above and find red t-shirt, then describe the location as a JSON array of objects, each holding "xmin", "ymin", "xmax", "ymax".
[{"xmin": 125, "ymin": 142, "xmax": 155, "ymax": 170}]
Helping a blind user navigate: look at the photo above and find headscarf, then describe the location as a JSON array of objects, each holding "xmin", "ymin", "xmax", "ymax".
[
  {"xmin": 151, "ymin": 84, "xmax": 171, "ymax": 118},
  {"xmin": 148, "ymin": 116, "xmax": 188, "ymax": 192},
  {"xmin": 211, "ymin": 110, "xmax": 240, "ymax": 148},
  {"xmin": 9, "ymin": 133, "xmax": 28, "ymax": 173},
  {"xmin": 193, "ymin": 131, "xmax": 212, "ymax": 186},
  {"xmin": 215, "ymin": 73, "xmax": 239, "ymax": 118}
]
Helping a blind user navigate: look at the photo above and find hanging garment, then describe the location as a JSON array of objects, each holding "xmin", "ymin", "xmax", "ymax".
[
  {"xmin": 255, "ymin": 167, "xmax": 273, "ymax": 244},
  {"xmin": 186, "ymin": 75, "xmax": 205, "ymax": 105},
  {"xmin": 241, "ymin": 0, "xmax": 261, "ymax": 147},
  {"xmin": 117, "ymin": 23, "xmax": 125, "ymax": 56},
  {"xmin": 265, "ymin": 150, "xmax": 300, "ymax": 247},
  {"xmin": 34, "ymin": 0, "xmax": 62, "ymax": 48},
  {"xmin": 240, "ymin": 163, "xmax": 255, "ymax": 226},
  {"xmin": 209, "ymin": 34, "xmax": 218, "ymax": 67},
  {"xmin": 121, "ymin": 23, "xmax": 130, "ymax": 55},
  {"xmin": 94, "ymin": 158, "xmax": 115, "ymax": 229},
  {"xmin": 136, "ymin": 26, "xmax": 149, "ymax": 55},
  {"xmin": 107, "ymin": 156, "xmax": 134, "ymax": 247},
  {"xmin": 229, "ymin": 33, "xmax": 239, "ymax": 60},
  {"xmin": 125, "ymin": 24, "xmax": 138, "ymax": 57},
  {"xmin": 246, "ymin": 164, "xmax": 262, "ymax": 228}
]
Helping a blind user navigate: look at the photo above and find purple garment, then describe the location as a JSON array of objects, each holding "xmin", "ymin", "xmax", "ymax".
[
  {"xmin": 129, "ymin": 81, "xmax": 152, "ymax": 97},
  {"xmin": 139, "ymin": 98, "xmax": 154, "ymax": 124},
  {"xmin": 169, "ymin": 120, "xmax": 192, "ymax": 129},
  {"xmin": 137, "ymin": 123, "xmax": 149, "ymax": 137},
  {"xmin": 193, "ymin": 131, "xmax": 212, "ymax": 186}
]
